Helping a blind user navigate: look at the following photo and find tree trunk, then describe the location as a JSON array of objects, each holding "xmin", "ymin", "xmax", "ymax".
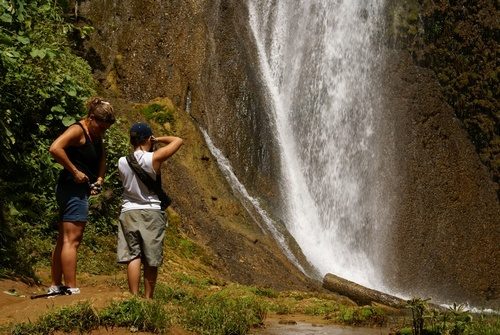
[{"xmin": 323, "ymin": 273, "xmax": 406, "ymax": 308}]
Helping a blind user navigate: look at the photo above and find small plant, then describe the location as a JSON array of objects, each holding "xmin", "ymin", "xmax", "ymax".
[
  {"xmin": 140, "ymin": 103, "xmax": 175, "ymax": 126},
  {"xmin": 407, "ymin": 297, "xmax": 429, "ymax": 335},
  {"xmin": 334, "ymin": 305, "xmax": 386, "ymax": 326},
  {"xmin": 399, "ymin": 298, "xmax": 493, "ymax": 335},
  {"xmin": 339, "ymin": 306, "xmax": 356, "ymax": 323}
]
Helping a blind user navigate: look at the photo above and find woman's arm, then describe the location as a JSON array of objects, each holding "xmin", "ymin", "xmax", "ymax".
[{"xmin": 49, "ymin": 125, "xmax": 88, "ymax": 184}]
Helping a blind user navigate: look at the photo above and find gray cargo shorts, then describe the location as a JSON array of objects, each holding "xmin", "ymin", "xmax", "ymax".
[{"xmin": 117, "ymin": 209, "xmax": 167, "ymax": 267}]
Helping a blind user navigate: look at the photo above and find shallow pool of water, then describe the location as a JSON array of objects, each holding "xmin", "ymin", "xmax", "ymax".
[{"xmin": 251, "ymin": 319, "xmax": 390, "ymax": 335}]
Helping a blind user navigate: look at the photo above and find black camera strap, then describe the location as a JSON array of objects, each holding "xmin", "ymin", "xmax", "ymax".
[{"xmin": 126, "ymin": 153, "xmax": 172, "ymax": 210}]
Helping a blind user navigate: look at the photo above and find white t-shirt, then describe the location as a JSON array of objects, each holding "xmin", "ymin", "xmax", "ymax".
[{"xmin": 118, "ymin": 150, "xmax": 161, "ymax": 212}]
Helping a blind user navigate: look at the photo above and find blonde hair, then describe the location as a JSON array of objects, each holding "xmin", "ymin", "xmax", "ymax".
[{"xmin": 86, "ymin": 97, "xmax": 116, "ymax": 124}]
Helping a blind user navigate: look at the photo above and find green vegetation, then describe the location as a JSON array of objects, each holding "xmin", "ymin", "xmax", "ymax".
[
  {"xmin": 141, "ymin": 103, "xmax": 175, "ymax": 126},
  {"xmin": 397, "ymin": 297, "xmax": 500, "ymax": 335},
  {"xmin": 9, "ymin": 284, "xmax": 267, "ymax": 335},
  {"xmin": 10, "ymin": 301, "xmax": 99, "ymax": 334},
  {"xmin": 266, "ymin": 291, "xmax": 386, "ymax": 326},
  {"xmin": 386, "ymin": 0, "xmax": 499, "ymax": 195},
  {"xmin": 0, "ymin": 0, "xmax": 130, "ymax": 280},
  {"xmin": 183, "ymin": 292, "xmax": 266, "ymax": 335},
  {"xmin": 100, "ymin": 298, "xmax": 172, "ymax": 333},
  {"xmin": 0, "ymin": 0, "xmax": 91, "ymax": 279}
]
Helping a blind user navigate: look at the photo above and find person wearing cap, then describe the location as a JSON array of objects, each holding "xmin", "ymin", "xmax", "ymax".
[
  {"xmin": 117, "ymin": 122, "xmax": 183, "ymax": 299},
  {"xmin": 48, "ymin": 97, "xmax": 116, "ymax": 295}
]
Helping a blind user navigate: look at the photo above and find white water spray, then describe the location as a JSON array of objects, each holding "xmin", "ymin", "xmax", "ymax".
[{"xmin": 248, "ymin": 1, "xmax": 389, "ymax": 289}]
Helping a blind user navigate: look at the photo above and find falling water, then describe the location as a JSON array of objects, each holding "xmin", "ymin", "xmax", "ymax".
[
  {"xmin": 248, "ymin": 1, "xmax": 389, "ymax": 289},
  {"xmin": 200, "ymin": 128, "xmax": 306, "ymax": 273}
]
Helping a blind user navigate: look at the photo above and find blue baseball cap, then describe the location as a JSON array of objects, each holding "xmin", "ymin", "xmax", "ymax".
[{"xmin": 130, "ymin": 122, "xmax": 153, "ymax": 145}]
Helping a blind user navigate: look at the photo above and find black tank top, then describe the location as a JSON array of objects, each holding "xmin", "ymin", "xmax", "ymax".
[{"xmin": 58, "ymin": 122, "xmax": 103, "ymax": 185}]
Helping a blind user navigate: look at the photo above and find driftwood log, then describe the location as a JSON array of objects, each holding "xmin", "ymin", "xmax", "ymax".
[{"xmin": 323, "ymin": 273, "xmax": 406, "ymax": 308}]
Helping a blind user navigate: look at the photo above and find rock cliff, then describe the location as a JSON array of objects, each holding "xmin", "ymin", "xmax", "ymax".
[{"xmin": 78, "ymin": 0, "xmax": 499, "ymax": 306}]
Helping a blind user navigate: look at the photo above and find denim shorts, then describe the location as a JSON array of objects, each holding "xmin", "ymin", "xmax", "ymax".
[
  {"xmin": 56, "ymin": 182, "xmax": 89, "ymax": 222},
  {"xmin": 117, "ymin": 209, "xmax": 167, "ymax": 267}
]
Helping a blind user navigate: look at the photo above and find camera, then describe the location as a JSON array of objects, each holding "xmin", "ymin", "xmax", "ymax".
[{"xmin": 89, "ymin": 182, "xmax": 102, "ymax": 194}]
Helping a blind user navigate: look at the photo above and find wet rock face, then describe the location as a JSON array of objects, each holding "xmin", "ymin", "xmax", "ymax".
[
  {"xmin": 381, "ymin": 51, "xmax": 500, "ymax": 307},
  {"xmin": 79, "ymin": 0, "xmax": 283, "ymax": 214}
]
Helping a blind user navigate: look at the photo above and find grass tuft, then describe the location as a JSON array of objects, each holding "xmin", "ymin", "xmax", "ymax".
[
  {"xmin": 100, "ymin": 297, "xmax": 171, "ymax": 333},
  {"xmin": 183, "ymin": 292, "xmax": 266, "ymax": 335},
  {"xmin": 11, "ymin": 301, "xmax": 99, "ymax": 335}
]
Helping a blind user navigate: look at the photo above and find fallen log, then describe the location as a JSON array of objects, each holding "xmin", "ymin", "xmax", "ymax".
[{"xmin": 323, "ymin": 273, "xmax": 406, "ymax": 308}]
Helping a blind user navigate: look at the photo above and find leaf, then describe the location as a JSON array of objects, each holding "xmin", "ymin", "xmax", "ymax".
[
  {"xmin": 30, "ymin": 48, "xmax": 46, "ymax": 59},
  {"xmin": 0, "ymin": 12, "xmax": 12, "ymax": 23},
  {"xmin": 8, "ymin": 205, "xmax": 19, "ymax": 217},
  {"xmin": 50, "ymin": 105, "xmax": 65, "ymax": 114},
  {"xmin": 38, "ymin": 124, "xmax": 47, "ymax": 132},
  {"xmin": 3, "ymin": 50, "xmax": 19, "ymax": 59},
  {"xmin": 0, "ymin": 33, "xmax": 13, "ymax": 45},
  {"xmin": 37, "ymin": 88, "xmax": 50, "ymax": 99},
  {"xmin": 62, "ymin": 115, "xmax": 75, "ymax": 126},
  {"xmin": 23, "ymin": 18, "xmax": 31, "ymax": 30},
  {"xmin": 46, "ymin": 49, "xmax": 58, "ymax": 59},
  {"xmin": 16, "ymin": 35, "xmax": 30, "ymax": 44},
  {"xmin": 66, "ymin": 85, "xmax": 77, "ymax": 97}
]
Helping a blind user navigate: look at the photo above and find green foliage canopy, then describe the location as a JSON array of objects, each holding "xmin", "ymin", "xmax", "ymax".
[
  {"xmin": 0, "ymin": 0, "xmax": 95, "ymax": 188},
  {"xmin": 0, "ymin": 0, "xmax": 96, "ymax": 277}
]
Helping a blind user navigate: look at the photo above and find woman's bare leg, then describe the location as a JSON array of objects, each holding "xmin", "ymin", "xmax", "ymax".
[
  {"xmin": 60, "ymin": 221, "xmax": 85, "ymax": 288},
  {"xmin": 50, "ymin": 223, "xmax": 64, "ymax": 286}
]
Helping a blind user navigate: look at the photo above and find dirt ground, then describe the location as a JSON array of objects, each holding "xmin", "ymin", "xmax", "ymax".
[
  {"xmin": 0, "ymin": 274, "xmax": 355, "ymax": 335},
  {"xmin": 0, "ymin": 271, "xmax": 200, "ymax": 334},
  {"xmin": 0, "ymin": 272, "xmax": 123, "ymax": 328}
]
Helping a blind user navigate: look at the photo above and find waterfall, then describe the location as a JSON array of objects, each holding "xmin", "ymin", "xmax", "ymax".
[
  {"xmin": 248, "ymin": 0, "xmax": 389, "ymax": 290},
  {"xmin": 200, "ymin": 128, "xmax": 306, "ymax": 273}
]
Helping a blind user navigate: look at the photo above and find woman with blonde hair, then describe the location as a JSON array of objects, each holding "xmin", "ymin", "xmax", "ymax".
[{"xmin": 48, "ymin": 97, "xmax": 116, "ymax": 295}]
